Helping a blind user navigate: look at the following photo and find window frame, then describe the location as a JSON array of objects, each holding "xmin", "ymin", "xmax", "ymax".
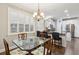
[{"xmin": 8, "ymin": 7, "xmax": 35, "ymax": 35}]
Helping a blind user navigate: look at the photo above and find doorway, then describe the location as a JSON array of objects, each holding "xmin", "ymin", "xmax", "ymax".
[
  {"xmin": 71, "ymin": 24, "xmax": 75, "ymax": 38},
  {"xmin": 66, "ymin": 24, "xmax": 75, "ymax": 38}
]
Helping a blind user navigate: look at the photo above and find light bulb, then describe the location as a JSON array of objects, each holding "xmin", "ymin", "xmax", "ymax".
[
  {"xmin": 33, "ymin": 12, "xmax": 37, "ymax": 17},
  {"xmin": 40, "ymin": 12, "xmax": 44, "ymax": 16}
]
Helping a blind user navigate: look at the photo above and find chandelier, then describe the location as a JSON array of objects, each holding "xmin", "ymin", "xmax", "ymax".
[{"xmin": 33, "ymin": 2, "xmax": 44, "ymax": 21}]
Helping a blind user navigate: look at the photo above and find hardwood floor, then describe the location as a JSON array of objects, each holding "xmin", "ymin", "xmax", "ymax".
[
  {"xmin": 54, "ymin": 38, "xmax": 79, "ymax": 55},
  {"xmin": 0, "ymin": 38, "xmax": 79, "ymax": 55},
  {"xmin": 65, "ymin": 38, "xmax": 79, "ymax": 55}
]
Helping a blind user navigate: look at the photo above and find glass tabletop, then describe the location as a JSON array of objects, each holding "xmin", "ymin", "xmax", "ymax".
[{"xmin": 13, "ymin": 37, "xmax": 50, "ymax": 51}]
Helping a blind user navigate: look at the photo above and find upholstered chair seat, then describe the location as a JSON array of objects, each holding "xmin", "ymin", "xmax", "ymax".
[
  {"xmin": 32, "ymin": 47, "xmax": 44, "ymax": 55},
  {"xmin": 10, "ymin": 48, "xmax": 28, "ymax": 55}
]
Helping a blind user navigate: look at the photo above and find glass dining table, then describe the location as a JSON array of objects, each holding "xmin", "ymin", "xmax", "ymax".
[{"xmin": 13, "ymin": 37, "xmax": 50, "ymax": 55}]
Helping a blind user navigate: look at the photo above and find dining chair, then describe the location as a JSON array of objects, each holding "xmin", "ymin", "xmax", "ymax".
[
  {"xmin": 3, "ymin": 39, "xmax": 28, "ymax": 55},
  {"xmin": 18, "ymin": 33, "xmax": 27, "ymax": 40},
  {"xmin": 52, "ymin": 32, "xmax": 62, "ymax": 48},
  {"xmin": 32, "ymin": 39, "xmax": 53, "ymax": 55},
  {"xmin": 37, "ymin": 31, "xmax": 41, "ymax": 37},
  {"xmin": 44, "ymin": 39, "xmax": 53, "ymax": 55},
  {"xmin": 37, "ymin": 31, "xmax": 51, "ymax": 39},
  {"xmin": 40, "ymin": 32, "xmax": 45, "ymax": 38}
]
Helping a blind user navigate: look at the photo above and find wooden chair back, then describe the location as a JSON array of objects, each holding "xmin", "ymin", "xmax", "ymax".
[
  {"xmin": 3, "ymin": 39, "xmax": 10, "ymax": 55},
  {"xmin": 18, "ymin": 33, "xmax": 27, "ymax": 40},
  {"xmin": 40, "ymin": 32, "xmax": 45, "ymax": 38},
  {"xmin": 44, "ymin": 39, "xmax": 52, "ymax": 55}
]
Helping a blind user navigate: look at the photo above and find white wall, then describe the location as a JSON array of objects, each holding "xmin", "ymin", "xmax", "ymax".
[
  {"xmin": 35, "ymin": 20, "xmax": 45, "ymax": 31},
  {"xmin": 56, "ymin": 19, "xmax": 62, "ymax": 33},
  {"xmin": 0, "ymin": 4, "xmax": 8, "ymax": 49}
]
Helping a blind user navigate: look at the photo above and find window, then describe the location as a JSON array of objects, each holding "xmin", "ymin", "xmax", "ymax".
[
  {"xmin": 30, "ymin": 25, "xmax": 34, "ymax": 31},
  {"xmin": 19, "ymin": 24, "xmax": 24, "ymax": 32},
  {"xmin": 8, "ymin": 7, "xmax": 35, "ymax": 35},
  {"xmin": 25, "ymin": 24, "xmax": 29, "ymax": 32},
  {"xmin": 11, "ymin": 24, "xmax": 17, "ymax": 33}
]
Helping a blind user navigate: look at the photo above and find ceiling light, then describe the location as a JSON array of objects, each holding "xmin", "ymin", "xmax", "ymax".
[
  {"xmin": 33, "ymin": 1, "xmax": 44, "ymax": 21},
  {"xmin": 64, "ymin": 9, "xmax": 68, "ymax": 13}
]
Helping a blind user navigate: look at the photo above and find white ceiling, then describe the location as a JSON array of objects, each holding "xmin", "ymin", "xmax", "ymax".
[{"xmin": 10, "ymin": 3, "xmax": 79, "ymax": 19}]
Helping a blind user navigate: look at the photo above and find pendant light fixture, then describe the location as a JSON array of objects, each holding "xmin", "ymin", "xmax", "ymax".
[{"xmin": 33, "ymin": 0, "xmax": 44, "ymax": 21}]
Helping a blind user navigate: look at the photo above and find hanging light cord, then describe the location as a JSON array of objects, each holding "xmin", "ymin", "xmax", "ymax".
[{"xmin": 38, "ymin": 0, "xmax": 39, "ymax": 10}]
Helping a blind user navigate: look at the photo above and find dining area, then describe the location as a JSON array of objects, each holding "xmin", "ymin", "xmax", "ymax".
[
  {"xmin": 0, "ymin": 1, "xmax": 79, "ymax": 59},
  {"xmin": 0, "ymin": 3, "xmax": 69, "ymax": 55},
  {"xmin": 2, "ymin": 31, "xmax": 65, "ymax": 55}
]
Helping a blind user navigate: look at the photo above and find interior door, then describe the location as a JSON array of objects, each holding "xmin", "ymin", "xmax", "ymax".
[{"xmin": 71, "ymin": 24, "xmax": 75, "ymax": 38}]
